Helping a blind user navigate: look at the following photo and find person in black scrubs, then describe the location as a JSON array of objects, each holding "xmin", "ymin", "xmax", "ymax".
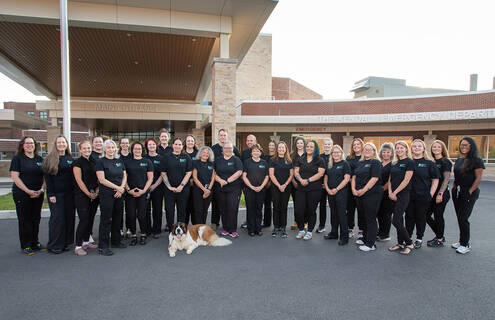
[
  {"xmin": 161, "ymin": 137, "xmax": 193, "ymax": 230},
  {"xmin": 73, "ymin": 140, "xmax": 99, "ymax": 256},
  {"xmin": 262, "ymin": 140, "xmax": 276, "ymax": 229},
  {"xmin": 451, "ymin": 137, "xmax": 484, "ymax": 254},
  {"xmin": 211, "ymin": 129, "xmax": 240, "ymax": 230},
  {"xmin": 377, "ymin": 143, "xmax": 394, "ymax": 242},
  {"xmin": 294, "ymin": 140, "xmax": 325, "ymax": 240},
  {"xmin": 214, "ymin": 141, "xmax": 243, "ymax": 237},
  {"xmin": 243, "ymin": 144, "xmax": 269, "ymax": 236},
  {"xmin": 144, "ymin": 138, "xmax": 164, "ymax": 239},
  {"xmin": 426, "ymin": 140, "xmax": 453, "ymax": 248},
  {"xmin": 10, "ymin": 136, "xmax": 45, "ymax": 255},
  {"xmin": 192, "ymin": 146, "xmax": 216, "ymax": 224},
  {"xmin": 95, "ymin": 139, "xmax": 128, "ymax": 256},
  {"xmin": 323, "ymin": 145, "xmax": 350, "ymax": 245},
  {"xmin": 346, "ymin": 138, "xmax": 365, "ymax": 241},
  {"xmin": 317, "ymin": 138, "xmax": 333, "ymax": 233},
  {"xmin": 125, "ymin": 142, "xmax": 153, "ymax": 245},
  {"xmin": 89, "ymin": 136, "xmax": 104, "ymax": 242},
  {"xmin": 239, "ymin": 134, "xmax": 257, "ymax": 230},
  {"xmin": 185, "ymin": 134, "xmax": 198, "ymax": 224},
  {"xmin": 269, "ymin": 141, "xmax": 293, "ymax": 238},
  {"xmin": 406, "ymin": 139, "xmax": 440, "ymax": 249},
  {"xmin": 387, "ymin": 141, "xmax": 415, "ymax": 255},
  {"xmin": 42, "ymin": 135, "xmax": 75, "ymax": 254},
  {"xmin": 158, "ymin": 128, "xmax": 173, "ymax": 157},
  {"xmin": 118, "ymin": 137, "xmax": 131, "ymax": 162},
  {"xmin": 352, "ymin": 142, "xmax": 382, "ymax": 252},
  {"xmin": 290, "ymin": 137, "xmax": 305, "ymax": 230}
]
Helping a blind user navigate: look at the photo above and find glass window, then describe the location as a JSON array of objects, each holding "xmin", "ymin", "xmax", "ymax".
[
  {"xmin": 364, "ymin": 136, "xmax": 413, "ymax": 148},
  {"xmin": 27, "ymin": 111, "xmax": 35, "ymax": 116},
  {"xmin": 39, "ymin": 111, "xmax": 48, "ymax": 119}
]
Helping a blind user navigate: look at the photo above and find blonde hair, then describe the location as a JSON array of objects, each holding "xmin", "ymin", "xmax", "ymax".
[
  {"xmin": 393, "ymin": 140, "xmax": 412, "ymax": 164},
  {"xmin": 349, "ymin": 138, "xmax": 364, "ymax": 159},
  {"xmin": 360, "ymin": 142, "xmax": 378, "ymax": 161},
  {"xmin": 328, "ymin": 145, "xmax": 345, "ymax": 168},
  {"xmin": 411, "ymin": 139, "xmax": 432, "ymax": 160},
  {"xmin": 430, "ymin": 139, "xmax": 453, "ymax": 164},
  {"xmin": 42, "ymin": 135, "xmax": 71, "ymax": 175}
]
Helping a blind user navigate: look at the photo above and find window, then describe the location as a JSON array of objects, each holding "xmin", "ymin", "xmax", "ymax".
[
  {"xmin": 39, "ymin": 111, "xmax": 48, "ymax": 119},
  {"xmin": 0, "ymin": 152, "xmax": 14, "ymax": 160},
  {"xmin": 448, "ymin": 135, "xmax": 493, "ymax": 163},
  {"xmin": 364, "ymin": 136, "xmax": 413, "ymax": 148}
]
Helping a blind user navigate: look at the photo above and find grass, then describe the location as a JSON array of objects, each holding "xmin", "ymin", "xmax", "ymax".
[{"xmin": 0, "ymin": 193, "xmax": 49, "ymax": 211}]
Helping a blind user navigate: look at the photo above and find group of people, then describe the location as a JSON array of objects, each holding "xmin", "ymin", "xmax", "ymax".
[{"xmin": 10, "ymin": 127, "xmax": 484, "ymax": 256}]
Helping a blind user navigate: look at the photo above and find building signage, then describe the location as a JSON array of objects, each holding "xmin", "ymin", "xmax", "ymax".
[{"xmin": 94, "ymin": 103, "xmax": 157, "ymax": 113}]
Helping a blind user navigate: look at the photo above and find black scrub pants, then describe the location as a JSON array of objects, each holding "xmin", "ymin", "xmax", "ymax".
[
  {"xmin": 147, "ymin": 186, "xmax": 164, "ymax": 235},
  {"xmin": 47, "ymin": 192, "xmax": 75, "ymax": 250},
  {"xmin": 263, "ymin": 185, "xmax": 272, "ymax": 227},
  {"xmin": 244, "ymin": 187, "xmax": 266, "ymax": 233},
  {"xmin": 192, "ymin": 185, "xmax": 212, "ymax": 225},
  {"xmin": 391, "ymin": 191, "xmax": 412, "ymax": 246},
  {"xmin": 126, "ymin": 193, "xmax": 150, "ymax": 235},
  {"xmin": 405, "ymin": 195, "xmax": 431, "ymax": 240},
  {"xmin": 120, "ymin": 194, "xmax": 127, "ymax": 231},
  {"xmin": 356, "ymin": 190, "xmax": 383, "ymax": 248},
  {"xmin": 74, "ymin": 193, "xmax": 96, "ymax": 246},
  {"xmin": 347, "ymin": 188, "xmax": 365, "ymax": 231},
  {"xmin": 98, "ymin": 193, "xmax": 123, "ymax": 249},
  {"xmin": 426, "ymin": 190, "xmax": 450, "ymax": 240},
  {"xmin": 13, "ymin": 192, "xmax": 44, "ymax": 249},
  {"xmin": 271, "ymin": 186, "xmax": 291, "ymax": 229},
  {"xmin": 377, "ymin": 191, "xmax": 394, "ymax": 238},
  {"xmin": 318, "ymin": 189, "xmax": 328, "ymax": 229},
  {"xmin": 452, "ymin": 187, "xmax": 480, "ymax": 247},
  {"xmin": 217, "ymin": 188, "xmax": 241, "ymax": 233},
  {"xmin": 328, "ymin": 189, "xmax": 348, "ymax": 239},
  {"xmin": 164, "ymin": 186, "xmax": 190, "ymax": 227},
  {"xmin": 211, "ymin": 185, "xmax": 221, "ymax": 226},
  {"xmin": 295, "ymin": 189, "xmax": 320, "ymax": 232},
  {"xmin": 88, "ymin": 196, "xmax": 99, "ymax": 236},
  {"xmin": 290, "ymin": 184, "xmax": 298, "ymax": 224},
  {"xmin": 186, "ymin": 182, "xmax": 195, "ymax": 224}
]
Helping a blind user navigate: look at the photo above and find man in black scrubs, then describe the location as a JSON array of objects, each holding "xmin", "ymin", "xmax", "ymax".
[
  {"xmin": 210, "ymin": 128, "xmax": 240, "ymax": 230},
  {"xmin": 240, "ymin": 134, "xmax": 258, "ymax": 229},
  {"xmin": 89, "ymin": 136, "xmax": 104, "ymax": 242}
]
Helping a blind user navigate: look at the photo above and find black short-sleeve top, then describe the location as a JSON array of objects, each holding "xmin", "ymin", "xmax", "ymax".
[
  {"xmin": 353, "ymin": 159, "xmax": 382, "ymax": 193},
  {"xmin": 9, "ymin": 154, "xmax": 44, "ymax": 196},
  {"xmin": 295, "ymin": 154, "xmax": 325, "ymax": 192},
  {"xmin": 214, "ymin": 155, "xmax": 243, "ymax": 192},
  {"xmin": 453, "ymin": 157, "xmax": 485, "ymax": 189},
  {"xmin": 95, "ymin": 157, "xmax": 126, "ymax": 196}
]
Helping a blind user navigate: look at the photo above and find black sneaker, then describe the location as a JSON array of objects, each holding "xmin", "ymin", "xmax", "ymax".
[
  {"xmin": 23, "ymin": 247, "xmax": 35, "ymax": 256},
  {"xmin": 139, "ymin": 236, "xmax": 147, "ymax": 245},
  {"xmin": 241, "ymin": 222, "xmax": 248, "ymax": 229},
  {"xmin": 129, "ymin": 237, "xmax": 138, "ymax": 246},
  {"xmin": 272, "ymin": 228, "xmax": 278, "ymax": 237},
  {"xmin": 338, "ymin": 238, "xmax": 349, "ymax": 246},
  {"xmin": 377, "ymin": 235, "xmax": 391, "ymax": 242},
  {"xmin": 98, "ymin": 248, "xmax": 114, "ymax": 256},
  {"xmin": 280, "ymin": 229, "xmax": 288, "ymax": 238},
  {"xmin": 255, "ymin": 231, "xmax": 263, "ymax": 236},
  {"xmin": 112, "ymin": 242, "xmax": 128, "ymax": 249},
  {"xmin": 426, "ymin": 237, "xmax": 438, "ymax": 246},
  {"xmin": 32, "ymin": 243, "xmax": 47, "ymax": 252},
  {"xmin": 428, "ymin": 238, "xmax": 445, "ymax": 248},
  {"xmin": 48, "ymin": 248, "xmax": 63, "ymax": 254},
  {"xmin": 324, "ymin": 233, "xmax": 338, "ymax": 240},
  {"xmin": 248, "ymin": 232, "xmax": 256, "ymax": 237},
  {"xmin": 316, "ymin": 226, "xmax": 326, "ymax": 233},
  {"xmin": 414, "ymin": 239, "xmax": 423, "ymax": 249}
]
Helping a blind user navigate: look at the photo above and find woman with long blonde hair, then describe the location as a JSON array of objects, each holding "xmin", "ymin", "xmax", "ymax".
[
  {"xmin": 42, "ymin": 135, "xmax": 75, "ymax": 254},
  {"xmin": 405, "ymin": 139, "xmax": 440, "ymax": 249},
  {"xmin": 426, "ymin": 140, "xmax": 453, "ymax": 247}
]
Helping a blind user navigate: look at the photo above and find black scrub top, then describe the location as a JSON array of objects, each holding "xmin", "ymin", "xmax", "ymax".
[
  {"xmin": 243, "ymin": 158, "xmax": 268, "ymax": 187},
  {"xmin": 125, "ymin": 157, "xmax": 153, "ymax": 190},
  {"xmin": 325, "ymin": 160, "xmax": 351, "ymax": 190},
  {"xmin": 119, "ymin": 153, "xmax": 132, "ymax": 163},
  {"xmin": 295, "ymin": 154, "xmax": 325, "ymax": 192},
  {"xmin": 158, "ymin": 145, "xmax": 173, "ymax": 157},
  {"xmin": 73, "ymin": 156, "xmax": 98, "ymax": 196},
  {"xmin": 353, "ymin": 159, "xmax": 382, "ymax": 193},
  {"xmin": 214, "ymin": 155, "xmax": 243, "ymax": 192},
  {"xmin": 290, "ymin": 152, "xmax": 304, "ymax": 186},
  {"xmin": 186, "ymin": 150, "xmax": 198, "ymax": 161},
  {"xmin": 381, "ymin": 162, "xmax": 392, "ymax": 187},
  {"xmin": 390, "ymin": 158, "xmax": 416, "ymax": 192},
  {"xmin": 211, "ymin": 143, "xmax": 240, "ymax": 159},
  {"xmin": 453, "ymin": 157, "xmax": 485, "ymax": 189},
  {"xmin": 95, "ymin": 157, "xmax": 126, "ymax": 196},
  {"xmin": 346, "ymin": 155, "xmax": 362, "ymax": 175},
  {"xmin": 435, "ymin": 157, "xmax": 453, "ymax": 193},
  {"xmin": 9, "ymin": 154, "xmax": 44, "ymax": 197},
  {"xmin": 411, "ymin": 158, "xmax": 440, "ymax": 199},
  {"xmin": 90, "ymin": 150, "xmax": 102, "ymax": 163},
  {"xmin": 269, "ymin": 157, "xmax": 293, "ymax": 186},
  {"xmin": 162, "ymin": 153, "xmax": 193, "ymax": 188},
  {"xmin": 193, "ymin": 160, "xmax": 214, "ymax": 187},
  {"xmin": 144, "ymin": 154, "xmax": 163, "ymax": 184},
  {"xmin": 45, "ymin": 155, "xmax": 74, "ymax": 197}
]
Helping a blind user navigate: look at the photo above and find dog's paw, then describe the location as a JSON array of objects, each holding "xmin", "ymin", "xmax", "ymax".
[
  {"xmin": 169, "ymin": 253, "xmax": 176, "ymax": 258},
  {"xmin": 186, "ymin": 250, "xmax": 192, "ymax": 255}
]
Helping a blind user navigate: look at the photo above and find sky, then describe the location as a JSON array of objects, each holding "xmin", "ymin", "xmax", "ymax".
[{"xmin": 0, "ymin": 0, "xmax": 494, "ymax": 105}]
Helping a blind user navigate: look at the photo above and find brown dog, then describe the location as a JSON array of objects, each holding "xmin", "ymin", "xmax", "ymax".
[{"xmin": 168, "ymin": 223, "xmax": 232, "ymax": 257}]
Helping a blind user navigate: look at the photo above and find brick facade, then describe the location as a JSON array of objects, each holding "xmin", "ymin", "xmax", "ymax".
[{"xmin": 272, "ymin": 77, "xmax": 323, "ymax": 100}]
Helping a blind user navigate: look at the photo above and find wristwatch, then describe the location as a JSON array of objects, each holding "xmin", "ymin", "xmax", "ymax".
[
  {"xmin": 180, "ymin": 183, "xmax": 185, "ymax": 187},
  {"xmin": 307, "ymin": 178, "xmax": 310, "ymax": 183}
]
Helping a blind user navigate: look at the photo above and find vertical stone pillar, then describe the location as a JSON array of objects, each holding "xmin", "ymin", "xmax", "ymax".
[
  {"xmin": 46, "ymin": 126, "xmax": 62, "ymax": 152},
  {"xmin": 192, "ymin": 128, "xmax": 205, "ymax": 148},
  {"xmin": 342, "ymin": 135, "xmax": 354, "ymax": 157},
  {"xmin": 423, "ymin": 134, "xmax": 437, "ymax": 158},
  {"xmin": 212, "ymin": 58, "xmax": 238, "ymax": 144}
]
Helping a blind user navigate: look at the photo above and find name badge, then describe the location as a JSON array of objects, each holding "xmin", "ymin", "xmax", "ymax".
[
  {"xmin": 180, "ymin": 158, "xmax": 186, "ymax": 163},
  {"xmin": 227, "ymin": 162, "xmax": 234, "ymax": 166}
]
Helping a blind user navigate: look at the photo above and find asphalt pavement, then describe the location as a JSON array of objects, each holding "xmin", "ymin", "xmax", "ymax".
[{"xmin": 1, "ymin": 182, "xmax": 495, "ymax": 320}]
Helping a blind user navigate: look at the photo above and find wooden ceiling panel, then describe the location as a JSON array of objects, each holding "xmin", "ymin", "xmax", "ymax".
[{"xmin": 0, "ymin": 21, "xmax": 215, "ymax": 100}]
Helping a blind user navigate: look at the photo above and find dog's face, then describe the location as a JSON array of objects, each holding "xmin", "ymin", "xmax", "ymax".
[{"xmin": 171, "ymin": 223, "xmax": 187, "ymax": 241}]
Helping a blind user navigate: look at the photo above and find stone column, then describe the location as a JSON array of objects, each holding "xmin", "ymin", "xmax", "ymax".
[
  {"xmin": 342, "ymin": 135, "xmax": 354, "ymax": 157},
  {"xmin": 212, "ymin": 58, "xmax": 238, "ymax": 144},
  {"xmin": 46, "ymin": 126, "xmax": 62, "ymax": 152},
  {"xmin": 192, "ymin": 127, "xmax": 205, "ymax": 147},
  {"xmin": 423, "ymin": 134, "xmax": 437, "ymax": 158}
]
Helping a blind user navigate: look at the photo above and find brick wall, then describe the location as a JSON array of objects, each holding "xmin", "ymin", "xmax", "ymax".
[{"xmin": 272, "ymin": 77, "xmax": 323, "ymax": 101}]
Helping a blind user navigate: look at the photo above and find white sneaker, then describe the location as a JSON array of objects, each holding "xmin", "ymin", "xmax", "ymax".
[
  {"xmin": 348, "ymin": 229, "xmax": 354, "ymax": 238},
  {"xmin": 456, "ymin": 245, "xmax": 471, "ymax": 254},
  {"xmin": 451, "ymin": 242, "xmax": 461, "ymax": 249},
  {"xmin": 355, "ymin": 239, "xmax": 364, "ymax": 245},
  {"xmin": 359, "ymin": 245, "xmax": 376, "ymax": 252}
]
